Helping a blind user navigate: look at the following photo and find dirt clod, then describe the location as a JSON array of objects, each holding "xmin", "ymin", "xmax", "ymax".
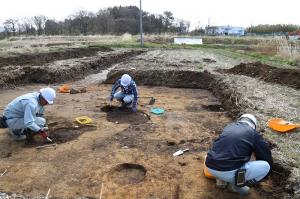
[
  {"xmin": 202, "ymin": 104, "xmax": 224, "ymax": 112},
  {"xmin": 203, "ymin": 58, "xmax": 216, "ymax": 63}
]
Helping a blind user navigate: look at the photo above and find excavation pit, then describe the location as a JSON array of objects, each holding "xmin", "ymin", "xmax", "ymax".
[
  {"xmin": 25, "ymin": 121, "xmax": 96, "ymax": 146},
  {"xmin": 101, "ymin": 105, "xmax": 150, "ymax": 125},
  {"xmin": 109, "ymin": 163, "xmax": 147, "ymax": 185}
]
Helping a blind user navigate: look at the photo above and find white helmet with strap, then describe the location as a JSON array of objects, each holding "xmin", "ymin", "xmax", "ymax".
[
  {"xmin": 239, "ymin": 113, "xmax": 257, "ymax": 129},
  {"xmin": 121, "ymin": 74, "xmax": 132, "ymax": 87},
  {"xmin": 40, "ymin": 87, "xmax": 56, "ymax": 105}
]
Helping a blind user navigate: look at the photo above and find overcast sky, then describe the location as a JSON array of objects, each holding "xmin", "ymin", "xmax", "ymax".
[{"xmin": 0, "ymin": 0, "xmax": 299, "ymax": 29}]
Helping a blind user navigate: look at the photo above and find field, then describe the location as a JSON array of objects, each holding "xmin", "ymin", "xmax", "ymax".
[{"xmin": 0, "ymin": 35, "xmax": 299, "ymax": 199}]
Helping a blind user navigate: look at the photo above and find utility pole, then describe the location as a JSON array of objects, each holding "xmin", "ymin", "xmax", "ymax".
[{"xmin": 139, "ymin": 0, "xmax": 144, "ymax": 46}]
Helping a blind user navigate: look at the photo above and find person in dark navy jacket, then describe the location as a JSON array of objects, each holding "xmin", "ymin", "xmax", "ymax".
[{"xmin": 205, "ymin": 114, "xmax": 273, "ymax": 195}]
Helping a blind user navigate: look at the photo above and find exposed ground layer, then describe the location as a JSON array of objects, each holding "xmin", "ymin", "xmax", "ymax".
[
  {"xmin": 223, "ymin": 62, "xmax": 300, "ymax": 89},
  {"xmin": 0, "ymin": 46, "xmax": 113, "ymax": 67},
  {"xmin": 105, "ymin": 69, "xmax": 214, "ymax": 89},
  {"xmin": 0, "ymin": 49, "xmax": 145, "ymax": 88}
]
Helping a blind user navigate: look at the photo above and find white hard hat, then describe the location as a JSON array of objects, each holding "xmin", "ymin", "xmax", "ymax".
[
  {"xmin": 120, "ymin": 74, "xmax": 132, "ymax": 87},
  {"xmin": 40, "ymin": 87, "xmax": 56, "ymax": 105},
  {"xmin": 239, "ymin": 114, "xmax": 257, "ymax": 129}
]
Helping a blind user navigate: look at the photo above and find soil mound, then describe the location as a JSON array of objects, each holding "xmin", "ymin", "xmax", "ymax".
[
  {"xmin": 0, "ymin": 46, "xmax": 113, "ymax": 67},
  {"xmin": 224, "ymin": 62, "xmax": 300, "ymax": 89},
  {"xmin": 105, "ymin": 69, "xmax": 215, "ymax": 89}
]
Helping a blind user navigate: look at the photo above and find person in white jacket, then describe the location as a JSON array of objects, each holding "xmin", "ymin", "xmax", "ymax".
[{"xmin": 2, "ymin": 87, "xmax": 56, "ymax": 141}]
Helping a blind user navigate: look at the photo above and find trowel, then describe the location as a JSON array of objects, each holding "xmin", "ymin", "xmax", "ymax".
[
  {"xmin": 173, "ymin": 149, "xmax": 189, "ymax": 156},
  {"xmin": 138, "ymin": 96, "xmax": 156, "ymax": 105}
]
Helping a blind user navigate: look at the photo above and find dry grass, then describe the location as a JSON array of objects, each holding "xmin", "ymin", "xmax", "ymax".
[
  {"xmin": 252, "ymin": 37, "xmax": 300, "ymax": 66},
  {"xmin": 276, "ymin": 38, "xmax": 300, "ymax": 61},
  {"xmin": 0, "ymin": 34, "xmax": 134, "ymax": 57}
]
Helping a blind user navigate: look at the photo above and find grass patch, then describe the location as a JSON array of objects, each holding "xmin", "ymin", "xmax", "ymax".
[{"xmin": 197, "ymin": 64, "xmax": 203, "ymax": 70}]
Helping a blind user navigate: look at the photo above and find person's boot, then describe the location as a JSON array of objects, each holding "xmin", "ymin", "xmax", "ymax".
[
  {"xmin": 227, "ymin": 184, "xmax": 250, "ymax": 195},
  {"xmin": 8, "ymin": 129, "xmax": 26, "ymax": 141},
  {"xmin": 216, "ymin": 179, "xmax": 227, "ymax": 189}
]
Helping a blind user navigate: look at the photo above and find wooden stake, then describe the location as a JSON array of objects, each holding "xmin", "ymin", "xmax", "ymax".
[
  {"xmin": 36, "ymin": 144, "xmax": 57, "ymax": 149},
  {"xmin": 99, "ymin": 182, "xmax": 104, "ymax": 199},
  {"xmin": 0, "ymin": 169, "xmax": 7, "ymax": 177},
  {"xmin": 45, "ymin": 188, "xmax": 51, "ymax": 199}
]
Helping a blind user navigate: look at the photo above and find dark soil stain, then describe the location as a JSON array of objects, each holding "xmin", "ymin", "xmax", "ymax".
[
  {"xmin": 105, "ymin": 69, "xmax": 215, "ymax": 89},
  {"xmin": 101, "ymin": 105, "xmax": 150, "ymax": 125}
]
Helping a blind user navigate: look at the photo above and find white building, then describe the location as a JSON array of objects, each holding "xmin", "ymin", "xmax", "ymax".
[{"xmin": 206, "ymin": 26, "xmax": 245, "ymax": 36}]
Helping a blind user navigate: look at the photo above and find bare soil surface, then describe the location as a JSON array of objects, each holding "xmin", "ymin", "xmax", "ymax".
[
  {"xmin": 223, "ymin": 61, "xmax": 300, "ymax": 89},
  {"xmin": 0, "ymin": 48, "xmax": 299, "ymax": 198},
  {"xmin": 0, "ymin": 84, "xmax": 247, "ymax": 199}
]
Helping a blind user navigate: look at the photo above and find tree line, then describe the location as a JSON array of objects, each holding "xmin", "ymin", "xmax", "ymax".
[
  {"xmin": 0, "ymin": 6, "xmax": 190, "ymax": 38},
  {"xmin": 246, "ymin": 24, "xmax": 299, "ymax": 35}
]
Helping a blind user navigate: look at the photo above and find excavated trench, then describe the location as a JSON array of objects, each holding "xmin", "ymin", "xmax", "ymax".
[
  {"xmin": 0, "ymin": 50, "xmax": 296, "ymax": 198},
  {"xmin": 0, "ymin": 46, "xmax": 113, "ymax": 67},
  {"xmin": 0, "ymin": 49, "xmax": 145, "ymax": 88},
  {"xmin": 103, "ymin": 68, "xmax": 293, "ymax": 199}
]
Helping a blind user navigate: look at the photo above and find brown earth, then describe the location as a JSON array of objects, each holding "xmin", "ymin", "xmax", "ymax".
[
  {"xmin": 0, "ymin": 84, "xmax": 284, "ymax": 199},
  {"xmin": 0, "ymin": 48, "xmax": 297, "ymax": 198},
  {"xmin": 223, "ymin": 62, "xmax": 300, "ymax": 89},
  {"xmin": 0, "ymin": 46, "xmax": 113, "ymax": 67}
]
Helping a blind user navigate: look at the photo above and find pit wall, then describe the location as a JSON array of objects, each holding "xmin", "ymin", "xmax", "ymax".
[{"xmin": 105, "ymin": 69, "xmax": 214, "ymax": 89}]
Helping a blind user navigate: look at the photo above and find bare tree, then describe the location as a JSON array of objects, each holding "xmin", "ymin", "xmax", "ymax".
[
  {"xmin": 33, "ymin": 15, "xmax": 47, "ymax": 35},
  {"xmin": 3, "ymin": 18, "xmax": 18, "ymax": 36},
  {"xmin": 72, "ymin": 10, "xmax": 93, "ymax": 35}
]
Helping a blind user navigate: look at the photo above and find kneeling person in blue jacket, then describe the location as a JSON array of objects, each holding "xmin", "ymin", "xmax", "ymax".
[
  {"xmin": 205, "ymin": 114, "xmax": 273, "ymax": 195},
  {"xmin": 1, "ymin": 87, "xmax": 56, "ymax": 141},
  {"xmin": 110, "ymin": 74, "xmax": 138, "ymax": 112}
]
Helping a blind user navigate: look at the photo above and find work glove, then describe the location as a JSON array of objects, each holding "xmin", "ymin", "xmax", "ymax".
[{"xmin": 39, "ymin": 130, "xmax": 48, "ymax": 139}]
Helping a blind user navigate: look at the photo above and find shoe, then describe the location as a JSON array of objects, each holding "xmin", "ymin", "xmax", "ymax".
[
  {"xmin": 8, "ymin": 129, "xmax": 26, "ymax": 141},
  {"xmin": 216, "ymin": 179, "xmax": 227, "ymax": 189},
  {"xmin": 228, "ymin": 184, "xmax": 250, "ymax": 195}
]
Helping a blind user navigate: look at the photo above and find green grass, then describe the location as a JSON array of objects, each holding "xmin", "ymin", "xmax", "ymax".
[{"xmin": 197, "ymin": 64, "xmax": 203, "ymax": 70}]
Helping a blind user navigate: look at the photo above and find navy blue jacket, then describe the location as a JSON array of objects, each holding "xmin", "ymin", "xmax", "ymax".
[
  {"xmin": 110, "ymin": 79, "xmax": 138, "ymax": 109},
  {"xmin": 205, "ymin": 122, "xmax": 273, "ymax": 171}
]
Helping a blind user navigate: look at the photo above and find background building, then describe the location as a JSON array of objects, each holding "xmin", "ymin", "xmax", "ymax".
[{"xmin": 206, "ymin": 26, "xmax": 245, "ymax": 36}]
